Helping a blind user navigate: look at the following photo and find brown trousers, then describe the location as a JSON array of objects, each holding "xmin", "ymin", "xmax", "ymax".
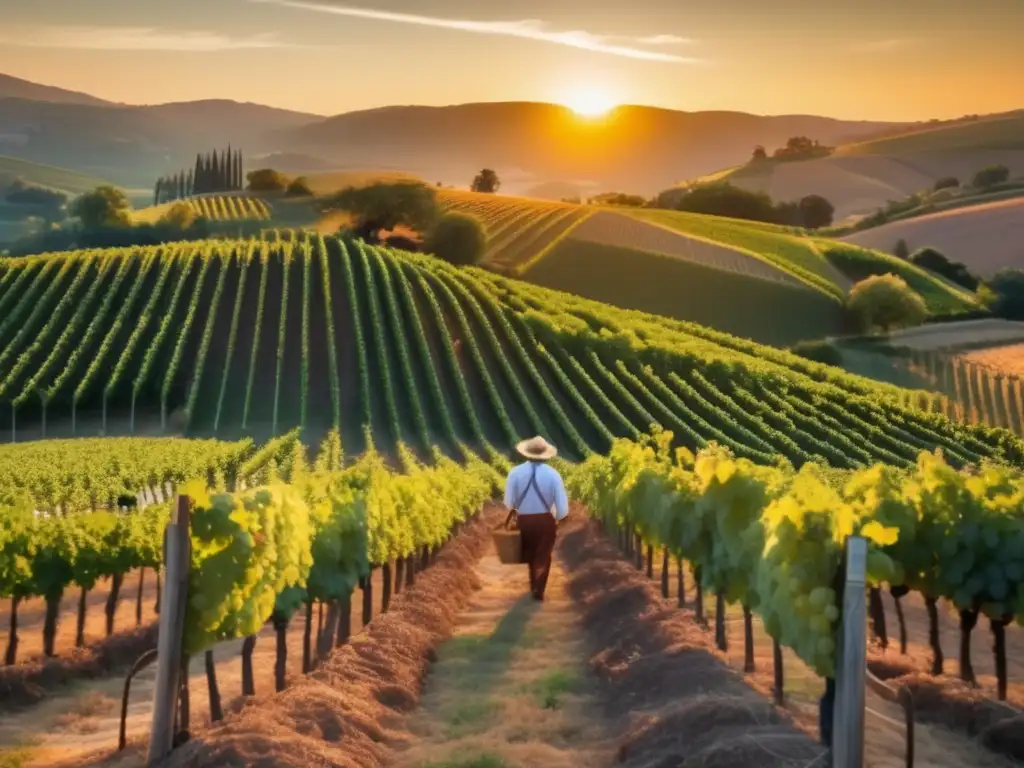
[{"xmin": 518, "ymin": 512, "xmax": 557, "ymax": 599}]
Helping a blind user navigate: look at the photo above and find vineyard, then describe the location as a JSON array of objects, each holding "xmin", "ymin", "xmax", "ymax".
[
  {"xmin": 439, "ymin": 190, "xmax": 592, "ymax": 273},
  {"xmin": 134, "ymin": 196, "xmax": 272, "ymax": 224},
  {"xmin": 0, "ymin": 232, "xmax": 1017, "ymax": 473},
  {"xmin": 1, "ymin": 230, "xmax": 1024, "ymax": 765}
]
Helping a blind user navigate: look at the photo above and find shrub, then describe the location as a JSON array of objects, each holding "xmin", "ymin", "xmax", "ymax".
[
  {"xmin": 988, "ymin": 269, "xmax": 1024, "ymax": 320},
  {"xmin": 247, "ymin": 168, "xmax": 288, "ymax": 192},
  {"xmin": 425, "ymin": 212, "xmax": 487, "ymax": 266},
  {"xmin": 471, "ymin": 169, "xmax": 500, "ymax": 194},
  {"xmin": 909, "ymin": 247, "xmax": 979, "ymax": 290},
  {"xmin": 798, "ymin": 194, "xmax": 834, "ymax": 229},
  {"xmin": 893, "ymin": 239, "xmax": 910, "ymax": 260},
  {"xmin": 933, "ymin": 176, "xmax": 959, "ymax": 192},
  {"xmin": 4, "ymin": 178, "xmax": 68, "ymax": 209},
  {"xmin": 161, "ymin": 201, "xmax": 197, "ymax": 229},
  {"xmin": 972, "ymin": 165, "xmax": 1010, "ymax": 190},
  {"xmin": 70, "ymin": 185, "xmax": 132, "ymax": 229},
  {"xmin": 674, "ymin": 182, "xmax": 778, "ymax": 222},
  {"xmin": 286, "ymin": 176, "xmax": 313, "ymax": 196},
  {"xmin": 847, "ymin": 274, "xmax": 927, "ymax": 333},
  {"xmin": 790, "ymin": 340, "xmax": 843, "ymax": 366},
  {"xmin": 384, "ymin": 234, "xmax": 421, "ymax": 252}
]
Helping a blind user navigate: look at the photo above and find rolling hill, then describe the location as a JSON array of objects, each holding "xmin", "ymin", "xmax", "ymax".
[
  {"xmin": 0, "ymin": 231, "xmax": 1014, "ymax": 475},
  {"xmin": 0, "ymin": 72, "xmax": 112, "ymax": 106},
  {"xmin": 0, "ymin": 74, "xmax": 917, "ymax": 195},
  {"xmin": 681, "ymin": 112, "xmax": 1024, "ymax": 219},
  {"xmin": 0, "ymin": 155, "xmax": 112, "ymax": 195},
  {"xmin": 841, "ymin": 197, "xmax": 1024, "ymax": 277}
]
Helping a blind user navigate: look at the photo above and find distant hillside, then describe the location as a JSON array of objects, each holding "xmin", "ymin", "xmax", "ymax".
[
  {"xmin": 680, "ymin": 112, "xmax": 1024, "ymax": 219},
  {"xmin": 0, "ymin": 73, "xmax": 111, "ymax": 106},
  {"xmin": 0, "ymin": 156, "xmax": 111, "ymax": 195},
  {"xmin": 842, "ymin": 197, "xmax": 1024, "ymax": 278},
  {"xmin": 277, "ymin": 102, "xmax": 904, "ymax": 196}
]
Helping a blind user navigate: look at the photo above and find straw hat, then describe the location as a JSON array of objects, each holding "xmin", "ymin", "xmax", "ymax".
[{"xmin": 516, "ymin": 435, "xmax": 557, "ymax": 461}]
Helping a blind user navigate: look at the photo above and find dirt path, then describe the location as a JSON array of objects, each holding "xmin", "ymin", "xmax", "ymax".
[{"xmin": 392, "ymin": 552, "xmax": 615, "ymax": 768}]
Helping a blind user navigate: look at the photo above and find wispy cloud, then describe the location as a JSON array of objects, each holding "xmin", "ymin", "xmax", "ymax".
[
  {"xmin": 249, "ymin": 0, "xmax": 698, "ymax": 63},
  {"xmin": 0, "ymin": 25, "xmax": 297, "ymax": 51}
]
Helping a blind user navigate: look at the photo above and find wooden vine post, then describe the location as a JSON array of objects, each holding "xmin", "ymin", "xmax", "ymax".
[
  {"xmin": 832, "ymin": 536, "xmax": 867, "ymax": 768},
  {"xmin": 147, "ymin": 495, "xmax": 191, "ymax": 766}
]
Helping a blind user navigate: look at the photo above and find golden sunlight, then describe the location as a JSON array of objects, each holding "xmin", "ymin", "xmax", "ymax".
[{"xmin": 561, "ymin": 85, "xmax": 618, "ymax": 118}]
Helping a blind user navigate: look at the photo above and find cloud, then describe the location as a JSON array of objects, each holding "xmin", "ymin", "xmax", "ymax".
[
  {"xmin": 632, "ymin": 34, "xmax": 692, "ymax": 45},
  {"xmin": 0, "ymin": 25, "xmax": 297, "ymax": 51},
  {"xmin": 249, "ymin": 0, "xmax": 698, "ymax": 63}
]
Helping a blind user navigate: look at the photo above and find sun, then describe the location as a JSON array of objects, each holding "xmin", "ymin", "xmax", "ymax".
[{"xmin": 562, "ymin": 86, "xmax": 618, "ymax": 118}]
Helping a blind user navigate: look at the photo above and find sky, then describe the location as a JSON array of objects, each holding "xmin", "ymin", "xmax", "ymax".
[{"xmin": 0, "ymin": 0, "xmax": 1022, "ymax": 121}]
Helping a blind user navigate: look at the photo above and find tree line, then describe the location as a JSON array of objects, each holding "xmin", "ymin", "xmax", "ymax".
[{"xmin": 154, "ymin": 146, "xmax": 245, "ymax": 205}]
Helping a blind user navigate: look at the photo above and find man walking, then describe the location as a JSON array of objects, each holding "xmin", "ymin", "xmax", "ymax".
[{"xmin": 504, "ymin": 436, "xmax": 569, "ymax": 601}]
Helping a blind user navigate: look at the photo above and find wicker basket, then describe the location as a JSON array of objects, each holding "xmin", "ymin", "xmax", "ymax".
[{"xmin": 493, "ymin": 510, "xmax": 522, "ymax": 565}]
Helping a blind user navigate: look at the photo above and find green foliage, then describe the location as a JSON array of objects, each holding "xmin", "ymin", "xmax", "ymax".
[
  {"xmin": 286, "ymin": 176, "xmax": 313, "ymax": 197},
  {"xmin": 909, "ymin": 247, "xmax": 979, "ymax": 291},
  {"xmin": 988, "ymin": 269, "xmax": 1024, "ymax": 320},
  {"xmin": 972, "ymin": 164, "xmax": 1011, "ymax": 189},
  {"xmin": 425, "ymin": 212, "xmax": 487, "ymax": 266},
  {"xmin": 470, "ymin": 168, "xmax": 500, "ymax": 194},
  {"xmin": 247, "ymin": 168, "xmax": 288, "ymax": 192},
  {"xmin": 160, "ymin": 201, "xmax": 197, "ymax": 229},
  {"xmin": 847, "ymin": 274, "xmax": 928, "ymax": 333},
  {"xmin": 893, "ymin": 238, "xmax": 910, "ymax": 260},
  {"xmin": 71, "ymin": 185, "xmax": 132, "ymax": 229},
  {"xmin": 790, "ymin": 340, "xmax": 843, "ymax": 367},
  {"xmin": 797, "ymin": 194, "xmax": 834, "ymax": 229},
  {"xmin": 591, "ymin": 192, "xmax": 647, "ymax": 207},
  {"xmin": 327, "ymin": 181, "xmax": 439, "ymax": 242},
  {"xmin": 4, "ymin": 178, "xmax": 68, "ymax": 209},
  {"xmin": 934, "ymin": 176, "xmax": 960, "ymax": 191}
]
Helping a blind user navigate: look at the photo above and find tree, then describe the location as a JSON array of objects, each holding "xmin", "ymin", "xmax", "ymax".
[
  {"xmin": 751, "ymin": 145, "xmax": 767, "ymax": 162},
  {"xmin": 286, "ymin": 177, "xmax": 313, "ymax": 196},
  {"xmin": 892, "ymin": 239, "xmax": 910, "ymax": 260},
  {"xmin": 424, "ymin": 212, "xmax": 487, "ymax": 266},
  {"xmin": 591, "ymin": 192, "xmax": 647, "ymax": 207},
  {"xmin": 987, "ymin": 269, "xmax": 1024, "ymax": 319},
  {"xmin": 847, "ymin": 274, "xmax": 927, "ymax": 333},
  {"xmin": 798, "ymin": 194, "xmax": 834, "ymax": 229},
  {"xmin": 161, "ymin": 201, "xmax": 197, "ymax": 229},
  {"xmin": 247, "ymin": 168, "xmax": 288, "ymax": 192},
  {"xmin": 4, "ymin": 178, "xmax": 68, "ymax": 210},
  {"xmin": 933, "ymin": 176, "xmax": 959, "ymax": 191},
  {"xmin": 972, "ymin": 165, "xmax": 1010, "ymax": 189},
  {"xmin": 71, "ymin": 186, "xmax": 132, "ymax": 229},
  {"xmin": 674, "ymin": 182, "xmax": 777, "ymax": 223},
  {"xmin": 909, "ymin": 247, "xmax": 979, "ymax": 290},
  {"xmin": 471, "ymin": 169, "xmax": 501, "ymax": 194},
  {"xmin": 327, "ymin": 181, "xmax": 439, "ymax": 243}
]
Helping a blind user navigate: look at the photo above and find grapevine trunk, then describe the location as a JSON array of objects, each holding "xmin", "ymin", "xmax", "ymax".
[
  {"xmin": 105, "ymin": 571, "xmax": 123, "ymax": 637},
  {"xmin": 273, "ymin": 616, "xmax": 288, "ymax": 692},
  {"xmin": 990, "ymin": 615, "xmax": 1009, "ymax": 701},
  {"xmin": 743, "ymin": 605, "xmax": 755, "ymax": 672},
  {"xmin": 76, "ymin": 587, "xmax": 87, "ymax": 647},
  {"xmin": 5, "ymin": 596, "xmax": 19, "ymax": 665},
  {"xmin": 205, "ymin": 649, "xmax": 223, "ymax": 722},
  {"xmin": 136, "ymin": 568, "xmax": 145, "ymax": 626},
  {"xmin": 660, "ymin": 548, "xmax": 669, "ymax": 598},
  {"xmin": 43, "ymin": 590, "xmax": 62, "ymax": 657},
  {"xmin": 773, "ymin": 638, "xmax": 784, "ymax": 705},
  {"xmin": 241, "ymin": 635, "xmax": 257, "ymax": 695},
  {"xmin": 925, "ymin": 596, "xmax": 944, "ymax": 674},
  {"xmin": 959, "ymin": 609, "xmax": 978, "ymax": 684},
  {"xmin": 382, "ymin": 563, "xmax": 392, "ymax": 613},
  {"xmin": 336, "ymin": 593, "xmax": 352, "ymax": 647},
  {"xmin": 302, "ymin": 601, "xmax": 313, "ymax": 674}
]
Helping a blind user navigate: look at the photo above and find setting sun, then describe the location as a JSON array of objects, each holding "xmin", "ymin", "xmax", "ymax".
[{"xmin": 561, "ymin": 86, "xmax": 618, "ymax": 118}]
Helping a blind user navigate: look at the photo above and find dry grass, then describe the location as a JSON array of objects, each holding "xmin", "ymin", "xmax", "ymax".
[
  {"xmin": 157, "ymin": 508, "xmax": 502, "ymax": 768},
  {"xmin": 965, "ymin": 342, "xmax": 1024, "ymax": 376}
]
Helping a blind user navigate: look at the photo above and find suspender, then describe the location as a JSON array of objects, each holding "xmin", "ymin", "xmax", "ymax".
[{"xmin": 512, "ymin": 464, "xmax": 553, "ymax": 513}]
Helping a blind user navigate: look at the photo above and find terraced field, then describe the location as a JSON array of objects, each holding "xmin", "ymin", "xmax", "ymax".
[
  {"xmin": 0, "ymin": 232, "xmax": 1016, "ymax": 477},
  {"xmin": 440, "ymin": 191, "xmax": 592, "ymax": 273},
  {"xmin": 134, "ymin": 195, "xmax": 272, "ymax": 223}
]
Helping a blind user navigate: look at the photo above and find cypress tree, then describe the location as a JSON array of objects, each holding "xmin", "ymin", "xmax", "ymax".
[
  {"xmin": 154, "ymin": 179, "xmax": 162, "ymax": 206},
  {"xmin": 193, "ymin": 154, "xmax": 203, "ymax": 195},
  {"xmin": 225, "ymin": 145, "xmax": 233, "ymax": 192},
  {"xmin": 186, "ymin": 169, "xmax": 194, "ymax": 197},
  {"xmin": 237, "ymin": 149, "xmax": 244, "ymax": 190},
  {"xmin": 211, "ymin": 149, "xmax": 220, "ymax": 191}
]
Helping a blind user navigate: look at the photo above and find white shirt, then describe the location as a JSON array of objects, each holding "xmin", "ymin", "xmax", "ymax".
[{"xmin": 504, "ymin": 461, "xmax": 569, "ymax": 521}]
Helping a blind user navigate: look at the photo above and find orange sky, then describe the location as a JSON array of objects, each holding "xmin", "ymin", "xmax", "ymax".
[{"xmin": 1, "ymin": 0, "xmax": 1022, "ymax": 120}]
